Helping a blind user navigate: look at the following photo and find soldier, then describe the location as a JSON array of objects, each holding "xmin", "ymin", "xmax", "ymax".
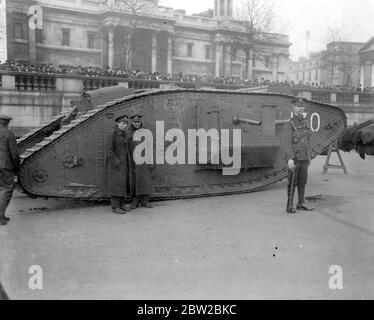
[
  {"xmin": 284, "ymin": 98, "xmax": 314, "ymax": 214},
  {"xmin": 0, "ymin": 115, "xmax": 20, "ymax": 226},
  {"xmin": 105, "ymin": 115, "xmax": 132, "ymax": 214},
  {"xmin": 128, "ymin": 114, "xmax": 154, "ymax": 209}
]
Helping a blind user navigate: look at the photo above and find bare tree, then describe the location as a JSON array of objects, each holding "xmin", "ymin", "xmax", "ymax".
[
  {"xmin": 321, "ymin": 28, "xmax": 360, "ymax": 86},
  {"xmin": 221, "ymin": 0, "xmax": 284, "ymax": 80},
  {"xmin": 321, "ymin": 28, "xmax": 341, "ymax": 85},
  {"xmin": 107, "ymin": 0, "xmax": 157, "ymax": 70}
]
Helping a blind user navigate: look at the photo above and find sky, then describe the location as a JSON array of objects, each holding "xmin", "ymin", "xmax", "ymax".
[{"xmin": 159, "ymin": 0, "xmax": 374, "ymax": 61}]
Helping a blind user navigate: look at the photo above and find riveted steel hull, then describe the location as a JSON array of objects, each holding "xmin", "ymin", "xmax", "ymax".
[{"xmin": 18, "ymin": 89, "xmax": 347, "ymax": 200}]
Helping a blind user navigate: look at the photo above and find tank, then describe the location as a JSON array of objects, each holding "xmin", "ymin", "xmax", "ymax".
[
  {"xmin": 338, "ymin": 119, "xmax": 374, "ymax": 158},
  {"xmin": 17, "ymin": 86, "xmax": 135, "ymax": 154},
  {"xmin": 17, "ymin": 88, "xmax": 346, "ymax": 200}
]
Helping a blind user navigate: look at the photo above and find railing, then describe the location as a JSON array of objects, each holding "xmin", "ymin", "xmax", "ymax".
[
  {"xmin": 83, "ymin": 78, "xmax": 119, "ymax": 91},
  {"xmin": 336, "ymin": 92, "xmax": 355, "ymax": 106},
  {"xmin": 14, "ymin": 73, "xmax": 56, "ymax": 91},
  {"xmin": 359, "ymin": 93, "xmax": 374, "ymax": 105},
  {"xmin": 310, "ymin": 90, "xmax": 331, "ymax": 104},
  {"xmin": 1, "ymin": 71, "xmax": 374, "ymax": 107}
]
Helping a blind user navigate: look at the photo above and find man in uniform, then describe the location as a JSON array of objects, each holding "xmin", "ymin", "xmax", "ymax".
[
  {"xmin": 284, "ymin": 98, "xmax": 314, "ymax": 214},
  {"xmin": 128, "ymin": 114, "xmax": 153, "ymax": 209},
  {"xmin": 105, "ymin": 115, "xmax": 132, "ymax": 214},
  {"xmin": 0, "ymin": 115, "xmax": 20, "ymax": 225}
]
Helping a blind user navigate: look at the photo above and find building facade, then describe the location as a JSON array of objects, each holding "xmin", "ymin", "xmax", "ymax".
[
  {"xmin": 287, "ymin": 52, "xmax": 321, "ymax": 85},
  {"xmin": 4, "ymin": 0, "xmax": 290, "ymax": 81},
  {"xmin": 359, "ymin": 36, "xmax": 374, "ymax": 89},
  {"xmin": 287, "ymin": 41, "xmax": 364, "ymax": 88}
]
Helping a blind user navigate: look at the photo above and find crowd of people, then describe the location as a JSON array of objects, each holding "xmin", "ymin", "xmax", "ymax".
[
  {"xmin": 280, "ymin": 80, "xmax": 374, "ymax": 93},
  {"xmin": 1, "ymin": 59, "xmax": 373, "ymax": 92}
]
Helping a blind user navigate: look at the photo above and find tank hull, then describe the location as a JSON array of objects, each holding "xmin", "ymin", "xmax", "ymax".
[{"xmin": 18, "ymin": 89, "xmax": 346, "ymax": 200}]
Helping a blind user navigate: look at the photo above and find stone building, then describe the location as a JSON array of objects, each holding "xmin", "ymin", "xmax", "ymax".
[
  {"xmin": 287, "ymin": 52, "xmax": 321, "ymax": 85},
  {"xmin": 4, "ymin": 0, "xmax": 290, "ymax": 81},
  {"xmin": 287, "ymin": 41, "xmax": 364, "ymax": 88},
  {"xmin": 359, "ymin": 36, "xmax": 374, "ymax": 89}
]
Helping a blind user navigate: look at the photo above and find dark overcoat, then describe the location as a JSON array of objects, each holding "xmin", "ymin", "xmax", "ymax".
[
  {"xmin": 0, "ymin": 124, "xmax": 20, "ymax": 174},
  {"xmin": 104, "ymin": 127, "xmax": 133, "ymax": 197},
  {"xmin": 127, "ymin": 128, "xmax": 154, "ymax": 196}
]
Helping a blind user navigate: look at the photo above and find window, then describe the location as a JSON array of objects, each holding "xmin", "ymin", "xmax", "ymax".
[
  {"xmin": 220, "ymin": 0, "xmax": 224, "ymax": 15},
  {"xmin": 205, "ymin": 45, "xmax": 211, "ymax": 60},
  {"xmin": 14, "ymin": 23, "xmax": 23, "ymax": 39},
  {"xmin": 232, "ymin": 48, "xmax": 237, "ymax": 61},
  {"xmin": 187, "ymin": 43, "xmax": 193, "ymax": 58},
  {"xmin": 265, "ymin": 56, "xmax": 270, "ymax": 68},
  {"xmin": 87, "ymin": 31, "xmax": 96, "ymax": 49},
  {"xmin": 228, "ymin": 0, "xmax": 233, "ymax": 16},
  {"xmin": 62, "ymin": 28, "xmax": 70, "ymax": 46}
]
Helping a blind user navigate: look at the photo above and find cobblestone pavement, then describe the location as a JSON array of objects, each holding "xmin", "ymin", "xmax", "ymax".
[{"xmin": 0, "ymin": 152, "xmax": 373, "ymax": 299}]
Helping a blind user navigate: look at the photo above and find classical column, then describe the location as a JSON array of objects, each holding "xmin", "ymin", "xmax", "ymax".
[
  {"xmin": 225, "ymin": 44, "xmax": 231, "ymax": 77},
  {"xmin": 28, "ymin": 25, "xmax": 37, "ymax": 65},
  {"xmin": 371, "ymin": 62, "xmax": 374, "ymax": 87},
  {"xmin": 359, "ymin": 65, "xmax": 365, "ymax": 90},
  {"xmin": 272, "ymin": 54, "xmax": 278, "ymax": 82},
  {"xmin": 151, "ymin": 32, "xmax": 158, "ymax": 73},
  {"xmin": 215, "ymin": 43, "xmax": 222, "ymax": 78},
  {"xmin": 167, "ymin": 36, "xmax": 173, "ymax": 75},
  {"xmin": 108, "ymin": 27, "xmax": 115, "ymax": 69},
  {"xmin": 247, "ymin": 49, "xmax": 253, "ymax": 80},
  {"xmin": 101, "ymin": 29, "xmax": 109, "ymax": 68}
]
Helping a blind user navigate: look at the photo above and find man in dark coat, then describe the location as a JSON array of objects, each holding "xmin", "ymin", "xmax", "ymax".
[
  {"xmin": 105, "ymin": 115, "xmax": 133, "ymax": 214},
  {"xmin": 128, "ymin": 114, "xmax": 154, "ymax": 209},
  {"xmin": 283, "ymin": 98, "xmax": 314, "ymax": 214},
  {"xmin": 0, "ymin": 115, "xmax": 20, "ymax": 226}
]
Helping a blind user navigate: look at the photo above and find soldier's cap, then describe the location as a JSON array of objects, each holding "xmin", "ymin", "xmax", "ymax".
[
  {"xmin": 292, "ymin": 98, "xmax": 307, "ymax": 106},
  {"xmin": 115, "ymin": 115, "xmax": 129, "ymax": 123},
  {"xmin": 130, "ymin": 114, "xmax": 143, "ymax": 119},
  {"xmin": 0, "ymin": 115, "xmax": 12, "ymax": 121}
]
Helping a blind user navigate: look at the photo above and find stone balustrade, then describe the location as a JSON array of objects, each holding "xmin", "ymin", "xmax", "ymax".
[{"xmin": 1, "ymin": 71, "xmax": 374, "ymax": 135}]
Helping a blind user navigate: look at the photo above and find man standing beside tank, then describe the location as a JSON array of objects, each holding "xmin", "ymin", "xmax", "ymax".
[
  {"xmin": 284, "ymin": 98, "xmax": 314, "ymax": 214},
  {"xmin": 0, "ymin": 115, "xmax": 20, "ymax": 226},
  {"xmin": 105, "ymin": 115, "xmax": 132, "ymax": 214},
  {"xmin": 128, "ymin": 113, "xmax": 153, "ymax": 209}
]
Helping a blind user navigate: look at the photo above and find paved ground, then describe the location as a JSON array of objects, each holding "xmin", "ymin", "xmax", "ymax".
[{"xmin": 0, "ymin": 152, "xmax": 373, "ymax": 300}]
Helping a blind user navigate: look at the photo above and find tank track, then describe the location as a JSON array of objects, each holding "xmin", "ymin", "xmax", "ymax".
[{"xmin": 18, "ymin": 88, "xmax": 346, "ymax": 200}]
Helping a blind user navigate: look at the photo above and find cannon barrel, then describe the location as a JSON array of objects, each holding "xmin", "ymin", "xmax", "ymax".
[{"xmin": 233, "ymin": 115, "xmax": 262, "ymax": 126}]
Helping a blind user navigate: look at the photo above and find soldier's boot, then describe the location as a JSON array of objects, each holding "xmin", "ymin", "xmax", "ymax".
[
  {"xmin": 130, "ymin": 196, "xmax": 139, "ymax": 209},
  {"xmin": 140, "ymin": 196, "xmax": 153, "ymax": 208},
  {"xmin": 0, "ymin": 212, "xmax": 8, "ymax": 225},
  {"xmin": 120, "ymin": 205, "xmax": 132, "ymax": 212},
  {"xmin": 0, "ymin": 218, "xmax": 8, "ymax": 226},
  {"xmin": 112, "ymin": 208, "xmax": 126, "ymax": 214},
  {"xmin": 296, "ymin": 185, "xmax": 314, "ymax": 211},
  {"xmin": 120, "ymin": 199, "xmax": 132, "ymax": 212}
]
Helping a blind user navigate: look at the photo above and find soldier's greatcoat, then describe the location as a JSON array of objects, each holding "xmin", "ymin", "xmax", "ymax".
[
  {"xmin": 0, "ymin": 123, "xmax": 20, "ymax": 217},
  {"xmin": 104, "ymin": 127, "xmax": 133, "ymax": 197},
  {"xmin": 127, "ymin": 128, "xmax": 153, "ymax": 196}
]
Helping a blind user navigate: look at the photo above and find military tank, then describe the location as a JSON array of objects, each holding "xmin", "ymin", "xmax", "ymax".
[
  {"xmin": 17, "ymin": 86, "xmax": 135, "ymax": 154},
  {"xmin": 17, "ymin": 88, "xmax": 346, "ymax": 200}
]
